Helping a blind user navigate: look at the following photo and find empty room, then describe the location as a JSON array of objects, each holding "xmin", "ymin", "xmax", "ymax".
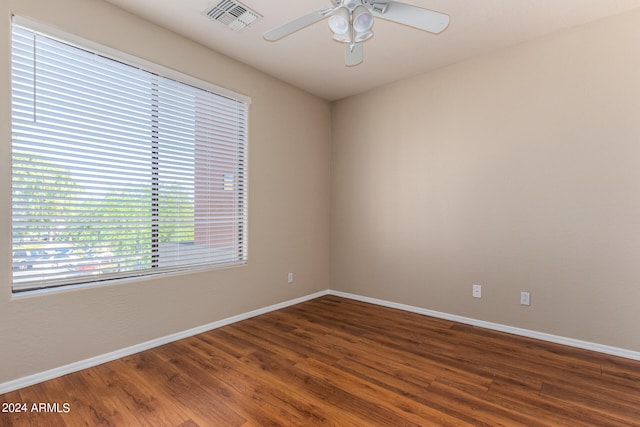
[{"xmin": 2, "ymin": 0, "xmax": 640, "ymax": 425}]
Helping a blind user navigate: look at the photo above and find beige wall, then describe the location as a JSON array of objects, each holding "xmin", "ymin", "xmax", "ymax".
[
  {"xmin": 331, "ymin": 8, "xmax": 640, "ymax": 351},
  {"xmin": 0, "ymin": 0, "xmax": 331, "ymax": 383}
]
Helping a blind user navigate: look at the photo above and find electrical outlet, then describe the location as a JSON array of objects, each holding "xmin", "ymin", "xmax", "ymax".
[
  {"xmin": 287, "ymin": 273, "xmax": 294, "ymax": 283},
  {"xmin": 472, "ymin": 284, "xmax": 482, "ymax": 298},
  {"xmin": 520, "ymin": 291, "xmax": 530, "ymax": 306}
]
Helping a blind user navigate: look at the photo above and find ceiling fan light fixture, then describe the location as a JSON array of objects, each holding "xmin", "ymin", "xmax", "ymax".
[
  {"xmin": 264, "ymin": 0, "xmax": 450, "ymax": 67},
  {"xmin": 328, "ymin": 8, "xmax": 350, "ymax": 35},
  {"xmin": 352, "ymin": 6, "xmax": 374, "ymax": 33}
]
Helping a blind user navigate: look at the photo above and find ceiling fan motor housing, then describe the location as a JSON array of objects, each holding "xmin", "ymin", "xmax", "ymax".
[{"xmin": 343, "ymin": 0, "xmax": 362, "ymax": 10}]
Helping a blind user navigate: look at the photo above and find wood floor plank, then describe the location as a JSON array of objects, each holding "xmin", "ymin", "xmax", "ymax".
[
  {"xmin": 97, "ymin": 360, "xmax": 194, "ymax": 426},
  {"xmin": 486, "ymin": 379, "xmax": 620, "ymax": 427},
  {"xmin": 235, "ymin": 349, "xmax": 370, "ymax": 426},
  {"xmin": 2, "ymin": 295, "xmax": 640, "ymax": 426},
  {"xmin": 541, "ymin": 380, "xmax": 640, "ymax": 425},
  {"xmin": 295, "ymin": 356, "xmax": 472, "ymax": 427}
]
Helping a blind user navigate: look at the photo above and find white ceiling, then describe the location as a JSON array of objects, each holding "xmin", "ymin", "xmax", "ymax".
[{"xmin": 103, "ymin": 0, "xmax": 640, "ymax": 101}]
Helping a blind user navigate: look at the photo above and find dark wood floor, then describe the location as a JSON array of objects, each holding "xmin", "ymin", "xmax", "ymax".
[{"xmin": 2, "ymin": 295, "xmax": 640, "ymax": 426}]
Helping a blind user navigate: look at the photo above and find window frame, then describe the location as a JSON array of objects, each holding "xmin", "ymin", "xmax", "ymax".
[{"xmin": 10, "ymin": 16, "xmax": 250, "ymax": 293}]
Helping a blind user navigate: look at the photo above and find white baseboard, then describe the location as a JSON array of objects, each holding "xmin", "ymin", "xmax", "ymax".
[
  {"xmin": 0, "ymin": 290, "xmax": 330, "ymax": 395},
  {"xmin": 328, "ymin": 290, "xmax": 640, "ymax": 362},
  {"xmin": 3, "ymin": 288, "xmax": 639, "ymax": 395}
]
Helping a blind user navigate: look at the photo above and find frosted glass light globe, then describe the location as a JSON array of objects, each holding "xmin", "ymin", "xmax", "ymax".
[{"xmin": 328, "ymin": 14, "xmax": 349, "ymax": 35}]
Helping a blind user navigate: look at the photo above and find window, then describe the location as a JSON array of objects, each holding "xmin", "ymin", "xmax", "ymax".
[{"xmin": 11, "ymin": 19, "xmax": 249, "ymax": 292}]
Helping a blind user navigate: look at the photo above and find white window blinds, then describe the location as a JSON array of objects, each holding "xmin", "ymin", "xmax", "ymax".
[{"xmin": 11, "ymin": 21, "xmax": 249, "ymax": 292}]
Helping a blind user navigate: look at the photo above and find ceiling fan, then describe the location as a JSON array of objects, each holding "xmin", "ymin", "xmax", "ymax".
[{"xmin": 263, "ymin": 0, "xmax": 450, "ymax": 67}]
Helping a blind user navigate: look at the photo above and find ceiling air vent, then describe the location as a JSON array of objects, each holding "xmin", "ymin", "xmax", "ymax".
[{"xmin": 204, "ymin": 0, "xmax": 262, "ymax": 32}]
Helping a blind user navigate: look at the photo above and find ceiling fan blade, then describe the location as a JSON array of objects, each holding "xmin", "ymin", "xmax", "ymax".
[
  {"xmin": 263, "ymin": 8, "xmax": 334, "ymax": 41},
  {"xmin": 371, "ymin": 1, "xmax": 450, "ymax": 34},
  {"xmin": 345, "ymin": 43, "xmax": 364, "ymax": 67}
]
